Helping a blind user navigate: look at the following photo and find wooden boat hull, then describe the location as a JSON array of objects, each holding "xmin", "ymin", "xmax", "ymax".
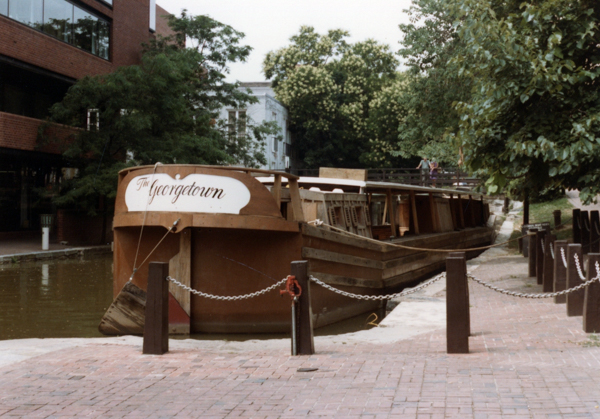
[
  {"xmin": 99, "ymin": 164, "xmax": 494, "ymax": 335},
  {"xmin": 103, "ymin": 223, "xmax": 492, "ymax": 334}
]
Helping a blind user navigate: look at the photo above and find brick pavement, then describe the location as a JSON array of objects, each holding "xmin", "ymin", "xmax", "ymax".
[{"xmin": 2, "ymin": 251, "xmax": 600, "ymax": 418}]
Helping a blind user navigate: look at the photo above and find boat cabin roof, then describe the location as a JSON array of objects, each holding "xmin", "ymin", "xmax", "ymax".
[{"xmin": 256, "ymin": 176, "xmax": 484, "ymax": 197}]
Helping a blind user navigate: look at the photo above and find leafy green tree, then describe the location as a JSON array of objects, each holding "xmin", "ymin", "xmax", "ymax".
[
  {"xmin": 394, "ymin": 0, "xmax": 470, "ymax": 166},
  {"xmin": 452, "ymin": 0, "xmax": 600, "ymax": 202},
  {"xmin": 263, "ymin": 26, "xmax": 399, "ymax": 169},
  {"xmin": 41, "ymin": 11, "xmax": 277, "ymax": 214}
]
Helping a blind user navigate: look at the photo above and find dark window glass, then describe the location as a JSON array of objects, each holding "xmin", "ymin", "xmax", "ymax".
[
  {"xmin": 97, "ymin": 18, "xmax": 109, "ymax": 59},
  {"xmin": 9, "ymin": 0, "xmax": 43, "ymax": 28},
  {"xmin": 73, "ymin": 6, "xmax": 95, "ymax": 53},
  {"xmin": 43, "ymin": 0, "xmax": 73, "ymax": 43},
  {"xmin": 0, "ymin": 0, "xmax": 8, "ymax": 17}
]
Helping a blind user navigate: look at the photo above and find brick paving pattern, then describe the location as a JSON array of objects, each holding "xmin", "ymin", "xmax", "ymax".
[{"xmin": 2, "ymin": 253, "xmax": 600, "ymax": 418}]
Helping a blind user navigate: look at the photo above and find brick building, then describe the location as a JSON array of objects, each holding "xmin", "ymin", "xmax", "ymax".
[{"xmin": 0, "ymin": 0, "xmax": 172, "ymax": 242}]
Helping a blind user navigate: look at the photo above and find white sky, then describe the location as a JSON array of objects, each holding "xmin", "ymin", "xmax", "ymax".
[{"xmin": 156, "ymin": 0, "xmax": 414, "ymax": 82}]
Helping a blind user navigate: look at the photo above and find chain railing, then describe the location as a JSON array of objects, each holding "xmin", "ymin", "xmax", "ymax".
[
  {"xmin": 467, "ymin": 261, "xmax": 600, "ymax": 299},
  {"xmin": 309, "ymin": 272, "xmax": 445, "ymax": 301},
  {"xmin": 167, "ymin": 276, "xmax": 287, "ymax": 301}
]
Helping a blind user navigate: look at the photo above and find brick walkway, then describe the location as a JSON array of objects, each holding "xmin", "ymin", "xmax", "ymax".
[{"xmin": 2, "ymin": 251, "xmax": 600, "ymax": 418}]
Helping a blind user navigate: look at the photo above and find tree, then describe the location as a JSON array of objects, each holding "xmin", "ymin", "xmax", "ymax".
[
  {"xmin": 41, "ymin": 11, "xmax": 277, "ymax": 214},
  {"xmin": 452, "ymin": 0, "xmax": 600, "ymax": 202},
  {"xmin": 263, "ymin": 26, "xmax": 399, "ymax": 169},
  {"xmin": 394, "ymin": 0, "xmax": 471, "ymax": 166}
]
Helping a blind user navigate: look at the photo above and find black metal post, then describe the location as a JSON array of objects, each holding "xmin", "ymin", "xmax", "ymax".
[
  {"xmin": 543, "ymin": 234, "xmax": 556, "ymax": 293},
  {"xmin": 554, "ymin": 240, "xmax": 569, "ymax": 304},
  {"xmin": 291, "ymin": 261, "xmax": 314, "ymax": 355},
  {"xmin": 566, "ymin": 243, "xmax": 584, "ymax": 317},
  {"xmin": 583, "ymin": 253, "xmax": 600, "ymax": 333},
  {"xmin": 573, "ymin": 208, "xmax": 582, "ymax": 244}
]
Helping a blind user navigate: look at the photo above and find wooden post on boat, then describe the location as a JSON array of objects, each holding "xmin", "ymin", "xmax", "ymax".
[
  {"xmin": 143, "ymin": 262, "xmax": 169, "ymax": 355},
  {"xmin": 271, "ymin": 173, "xmax": 282, "ymax": 209},
  {"xmin": 387, "ymin": 189, "xmax": 398, "ymax": 237},
  {"xmin": 535, "ymin": 229, "xmax": 546, "ymax": 285},
  {"xmin": 288, "ymin": 178, "xmax": 305, "ymax": 222},
  {"xmin": 457, "ymin": 194, "xmax": 465, "ymax": 230},
  {"xmin": 583, "ymin": 253, "xmax": 600, "ymax": 333},
  {"xmin": 554, "ymin": 240, "xmax": 568, "ymax": 304},
  {"xmin": 591, "ymin": 211, "xmax": 600, "ymax": 254},
  {"xmin": 446, "ymin": 252, "xmax": 469, "ymax": 354},
  {"xmin": 428, "ymin": 192, "xmax": 439, "ymax": 233},
  {"xmin": 566, "ymin": 243, "xmax": 584, "ymax": 317},
  {"xmin": 291, "ymin": 261, "xmax": 314, "ymax": 355},
  {"xmin": 449, "ymin": 194, "xmax": 458, "ymax": 231},
  {"xmin": 573, "ymin": 208, "xmax": 582, "ymax": 244},
  {"xmin": 528, "ymin": 230, "xmax": 538, "ymax": 278},
  {"xmin": 409, "ymin": 190, "xmax": 420, "ymax": 235},
  {"xmin": 543, "ymin": 234, "xmax": 556, "ymax": 293}
]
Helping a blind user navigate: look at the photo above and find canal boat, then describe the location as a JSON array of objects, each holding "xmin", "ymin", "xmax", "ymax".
[{"xmin": 99, "ymin": 165, "xmax": 493, "ymax": 335}]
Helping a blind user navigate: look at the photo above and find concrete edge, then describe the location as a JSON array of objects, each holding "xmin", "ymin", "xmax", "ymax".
[{"xmin": 0, "ymin": 245, "xmax": 112, "ymax": 264}]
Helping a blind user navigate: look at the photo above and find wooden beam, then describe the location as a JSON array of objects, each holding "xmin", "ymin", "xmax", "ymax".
[
  {"xmin": 457, "ymin": 194, "xmax": 465, "ymax": 229},
  {"xmin": 429, "ymin": 192, "xmax": 438, "ymax": 233},
  {"xmin": 288, "ymin": 178, "xmax": 305, "ymax": 222},
  {"xmin": 449, "ymin": 193, "xmax": 458, "ymax": 230},
  {"xmin": 271, "ymin": 174, "xmax": 282, "ymax": 210},
  {"xmin": 386, "ymin": 189, "xmax": 397, "ymax": 237},
  {"xmin": 409, "ymin": 190, "xmax": 419, "ymax": 235}
]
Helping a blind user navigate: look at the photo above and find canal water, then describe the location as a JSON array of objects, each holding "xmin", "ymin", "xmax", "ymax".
[{"xmin": 0, "ymin": 255, "xmax": 377, "ymax": 341}]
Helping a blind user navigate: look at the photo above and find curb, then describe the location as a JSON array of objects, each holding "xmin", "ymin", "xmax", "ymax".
[{"xmin": 0, "ymin": 245, "xmax": 112, "ymax": 264}]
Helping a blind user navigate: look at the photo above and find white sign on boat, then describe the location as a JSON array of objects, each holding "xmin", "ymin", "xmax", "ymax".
[{"xmin": 125, "ymin": 173, "xmax": 251, "ymax": 214}]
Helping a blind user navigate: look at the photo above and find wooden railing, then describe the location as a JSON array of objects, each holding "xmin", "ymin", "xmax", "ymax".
[{"xmin": 293, "ymin": 167, "xmax": 481, "ymax": 190}]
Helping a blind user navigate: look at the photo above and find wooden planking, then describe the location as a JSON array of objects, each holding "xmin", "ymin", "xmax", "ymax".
[
  {"xmin": 288, "ymin": 178, "xmax": 305, "ymax": 222},
  {"xmin": 168, "ymin": 229, "xmax": 191, "ymax": 316},
  {"xmin": 308, "ymin": 272, "xmax": 385, "ymax": 289},
  {"xmin": 319, "ymin": 167, "xmax": 368, "ymax": 181},
  {"xmin": 410, "ymin": 190, "xmax": 420, "ymax": 234},
  {"xmin": 302, "ymin": 247, "xmax": 384, "ymax": 269},
  {"xmin": 98, "ymin": 281, "xmax": 146, "ymax": 335}
]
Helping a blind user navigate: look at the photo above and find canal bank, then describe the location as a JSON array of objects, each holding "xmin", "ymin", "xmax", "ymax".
[
  {"xmin": 0, "ymin": 234, "xmax": 111, "ymax": 264},
  {"xmin": 3, "ymin": 211, "xmax": 600, "ymax": 417}
]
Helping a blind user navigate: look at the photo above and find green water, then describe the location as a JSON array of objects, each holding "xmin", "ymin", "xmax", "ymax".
[
  {"xmin": 0, "ymin": 255, "xmax": 113, "ymax": 340},
  {"xmin": 0, "ymin": 254, "xmax": 378, "ymax": 341}
]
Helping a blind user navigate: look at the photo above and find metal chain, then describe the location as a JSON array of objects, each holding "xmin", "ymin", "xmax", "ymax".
[
  {"xmin": 550, "ymin": 243, "xmax": 555, "ymax": 260},
  {"xmin": 561, "ymin": 247, "xmax": 568, "ymax": 268},
  {"xmin": 574, "ymin": 253, "xmax": 587, "ymax": 281},
  {"xmin": 309, "ymin": 272, "xmax": 445, "ymax": 301},
  {"xmin": 468, "ymin": 261, "xmax": 600, "ymax": 299},
  {"xmin": 166, "ymin": 276, "xmax": 287, "ymax": 301}
]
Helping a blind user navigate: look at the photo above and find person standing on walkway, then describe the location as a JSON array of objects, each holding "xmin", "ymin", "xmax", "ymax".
[
  {"xmin": 416, "ymin": 156, "xmax": 430, "ymax": 186},
  {"xmin": 429, "ymin": 158, "xmax": 439, "ymax": 187}
]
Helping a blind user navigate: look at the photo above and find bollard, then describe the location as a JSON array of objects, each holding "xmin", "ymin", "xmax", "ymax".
[
  {"xmin": 446, "ymin": 252, "xmax": 469, "ymax": 354},
  {"xmin": 42, "ymin": 227, "xmax": 50, "ymax": 250},
  {"xmin": 542, "ymin": 234, "xmax": 556, "ymax": 293},
  {"xmin": 582, "ymin": 211, "xmax": 591, "ymax": 254},
  {"xmin": 553, "ymin": 209, "xmax": 562, "ymax": 229},
  {"xmin": 566, "ymin": 244, "xmax": 584, "ymax": 317},
  {"xmin": 528, "ymin": 230, "xmax": 538, "ymax": 278},
  {"xmin": 535, "ymin": 229, "xmax": 546, "ymax": 285},
  {"xmin": 290, "ymin": 261, "xmax": 314, "ymax": 355},
  {"xmin": 591, "ymin": 211, "xmax": 600, "ymax": 254},
  {"xmin": 553, "ymin": 240, "xmax": 569, "ymax": 304},
  {"xmin": 143, "ymin": 262, "xmax": 169, "ymax": 355},
  {"xmin": 583, "ymin": 253, "xmax": 600, "ymax": 333},
  {"xmin": 573, "ymin": 208, "xmax": 582, "ymax": 244}
]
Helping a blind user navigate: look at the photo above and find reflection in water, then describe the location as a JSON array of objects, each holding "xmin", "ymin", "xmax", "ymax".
[
  {"xmin": 0, "ymin": 255, "xmax": 113, "ymax": 340},
  {"xmin": 0, "ymin": 254, "xmax": 379, "ymax": 341}
]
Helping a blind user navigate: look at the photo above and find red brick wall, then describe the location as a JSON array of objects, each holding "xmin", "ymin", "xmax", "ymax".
[
  {"xmin": 0, "ymin": 0, "xmax": 172, "ymax": 79},
  {"xmin": 56, "ymin": 209, "xmax": 113, "ymax": 245},
  {"xmin": 0, "ymin": 112, "xmax": 77, "ymax": 154}
]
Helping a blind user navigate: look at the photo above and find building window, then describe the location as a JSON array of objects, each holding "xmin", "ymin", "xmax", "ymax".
[
  {"xmin": 149, "ymin": 0, "xmax": 155, "ymax": 32},
  {"xmin": 87, "ymin": 109, "xmax": 99, "ymax": 131},
  {"xmin": 0, "ymin": 0, "xmax": 110, "ymax": 60},
  {"xmin": 227, "ymin": 110, "xmax": 246, "ymax": 140}
]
